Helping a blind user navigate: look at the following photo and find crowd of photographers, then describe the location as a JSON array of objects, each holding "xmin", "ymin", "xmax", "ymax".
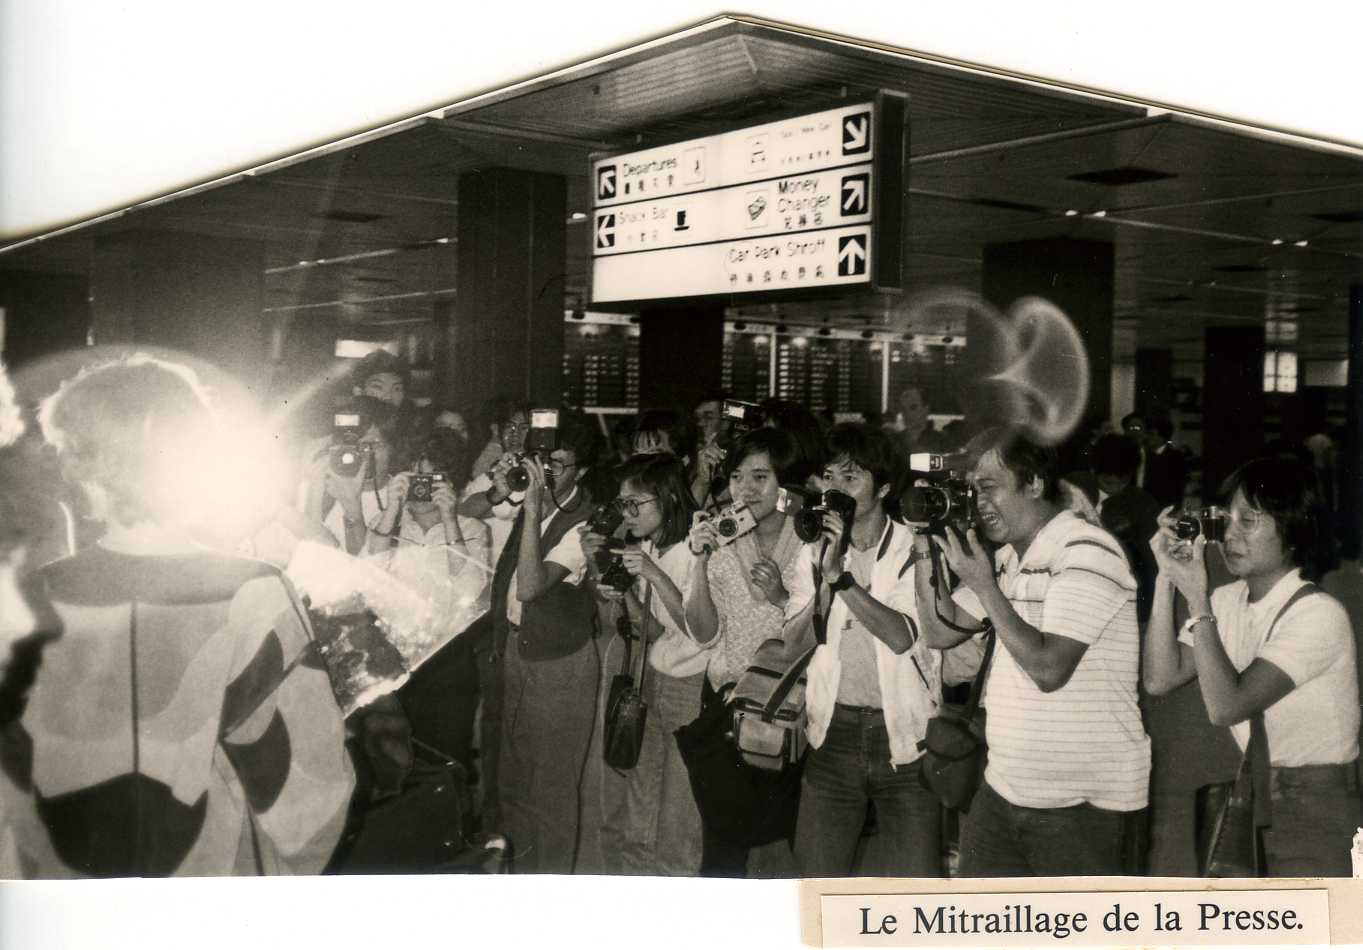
[{"xmin": 0, "ymin": 347, "xmax": 1360, "ymax": 880}]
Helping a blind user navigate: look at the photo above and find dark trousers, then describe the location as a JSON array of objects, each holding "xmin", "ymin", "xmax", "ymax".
[
  {"xmin": 794, "ymin": 703, "xmax": 941, "ymax": 878},
  {"xmin": 472, "ymin": 616, "xmax": 505, "ymax": 831},
  {"xmin": 960, "ymin": 780, "xmax": 1136, "ymax": 877}
]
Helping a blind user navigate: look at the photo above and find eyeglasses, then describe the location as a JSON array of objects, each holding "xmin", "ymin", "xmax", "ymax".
[
  {"xmin": 1226, "ymin": 509, "xmax": 1268, "ymax": 535},
  {"xmin": 617, "ymin": 496, "xmax": 658, "ymax": 517},
  {"xmin": 544, "ymin": 458, "xmax": 576, "ymax": 476}
]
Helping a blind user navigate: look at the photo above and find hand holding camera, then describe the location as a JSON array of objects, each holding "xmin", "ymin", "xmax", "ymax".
[
  {"xmin": 935, "ymin": 524, "xmax": 995, "ymax": 596},
  {"xmin": 1151, "ymin": 506, "xmax": 1209, "ymax": 606},
  {"xmin": 430, "ymin": 478, "xmax": 458, "ymax": 519},
  {"xmin": 688, "ymin": 511, "xmax": 720, "ymax": 557},
  {"xmin": 386, "ymin": 471, "xmax": 413, "ymax": 508}
]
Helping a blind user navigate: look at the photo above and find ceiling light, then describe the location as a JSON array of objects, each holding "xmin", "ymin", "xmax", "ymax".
[
  {"xmin": 1091, "ymin": 210, "xmax": 1108, "ymax": 218},
  {"xmin": 570, "ymin": 212, "xmax": 587, "ymax": 221},
  {"xmin": 435, "ymin": 237, "xmax": 452, "ymax": 244},
  {"xmin": 1064, "ymin": 209, "xmax": 1079, "ymax": 217},
  {"xmin": 1294, "ymin": 240, "xmax": 1309, "ymax": 247},
  {"xmin": 1271, "ymin": 239, "xmax": 1284, "ymax": 246}
]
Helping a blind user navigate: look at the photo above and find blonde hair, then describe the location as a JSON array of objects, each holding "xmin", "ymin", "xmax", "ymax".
[{"xmin": 39, "ymin": 354, "xmax": 219, "ymax": 525}]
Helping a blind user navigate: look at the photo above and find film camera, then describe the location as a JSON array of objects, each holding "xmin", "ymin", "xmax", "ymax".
[
  {"xmin": 780, "ymin": 487, "xmax": 857, "ymax": 544},
  {"xmin": 329, "ymin": 410, "xmax": 373, "ymax": 478},
  {"xmin": 900, "ymin": 453, "xmax": 978, "ymax": 535},
  {"xmin": 713, "ymin": 503, "xmax": 757, "ymax": 545},
  {"xmin": 505, "ymin": 409, "xmax": 560, "ymax": 493},
  {"xmin": 722, "ymin": 399, "xmax": 765, "ymax": 440},
  {"xmin": 587, "ymin": 503, "xmax": 634, "ymax": 592},
  {"xmin": 1175, "ymin": 506, "xmax": 1227, "ymax": 543},
  {"xmin": 406, "ymin": 472, "xmax": 447, "ymax": 504}
]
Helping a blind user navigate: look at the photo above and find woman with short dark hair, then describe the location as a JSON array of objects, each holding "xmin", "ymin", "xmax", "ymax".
[{"xmin": 1145, "ymin": 456, "xmax": 1361, "ymax": 876}]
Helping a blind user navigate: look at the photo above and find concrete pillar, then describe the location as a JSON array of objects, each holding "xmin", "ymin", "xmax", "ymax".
[
  {"xmin": 637, "ymin": 303, "xmax": 725, "ymax": 410},
  {"xmin": 979, "ymin": 236, "xmax": 1115, "ymax": 434},
  {"xmin": 1345, "ymin": 284, "xmax": 1363, "ymax": 554},
  {"xmin": 1201, "ymin": 326, "xmax": 1266, "ymax": 501},
  {"xmin": 90, "ymin": 230, "xmax": 266, "ymax": 388},
  {"xmin": 1135, "ymin": 347, "xmax": 1174, "ymax": 423},
  {"xmin": 448, "ymin": 168, "xmax": 567, "ymax": 413}
]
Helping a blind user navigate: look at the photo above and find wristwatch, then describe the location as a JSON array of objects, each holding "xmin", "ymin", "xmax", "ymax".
[
  {"xmin": 829, "ymin": 571, "xmax": 856, "ymax": 593},
  {"xmin": 1180, "ymin": 614, "xmax": 1216, "ymax": 636}
]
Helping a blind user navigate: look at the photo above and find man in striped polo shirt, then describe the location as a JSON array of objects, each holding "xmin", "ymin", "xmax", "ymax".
[{"xmin": 917, "ymin": 430, "xmax": 1150, "ymax": 877}]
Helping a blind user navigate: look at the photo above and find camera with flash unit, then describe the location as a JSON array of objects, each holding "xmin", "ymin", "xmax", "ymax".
[
  {"xmin": 505, "ymin": 409, "xmax": 561, "ymax": 492},
  {"xmin": 722, "ymin": 399, "xmax": 765, "ymax": 441},
  {"xmin": 780, "ymin": 487, "xmax": 857, "ymax": 544},
  {"xmin": 901, "ymin": 452, "xmax": 978, "ymax": 535},
  {"xmin": 1175, "ymin": 506, "xmax": 1227, "ymax": 543},
  {"xmin": 329, "ymin": 410, "xmax": 373, "ymax": 478}
]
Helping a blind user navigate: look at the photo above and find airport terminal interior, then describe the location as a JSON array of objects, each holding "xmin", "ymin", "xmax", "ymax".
[{"xmin": 0, "ymin": 16, "xmax": 1360, "ymax": 881}]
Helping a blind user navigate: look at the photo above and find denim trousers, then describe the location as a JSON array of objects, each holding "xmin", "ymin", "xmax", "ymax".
[
  {"xmin": 959, "ymin": 780, "xmax": 1132, "ymax": 877},
  {"xmin": 618, "ymin": 669, "xmax": 705, "ymax": 875},
  {"xmin": 1261, "ymin": 765, "xmax": 1363, "ymax": 877},
  {"xmin": 497, "ymin": 627, "xmax": 600, "ymax": 874},
  {"xmin": 794, "ymin": 703, "xmax": 941, "ymax": 878}
]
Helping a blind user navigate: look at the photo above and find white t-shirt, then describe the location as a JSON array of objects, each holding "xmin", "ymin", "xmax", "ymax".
[
  {"xmin": 1180, "ymin": 570, "xmax": 1360, "ymax": 766},
  {"xmin": 954, "ymin": 509, "xmax": 1149, "ymax": 811},
  {"xmin": 461, "ymin": 472, "xmax": 525, "ymax": 566},
  {"xmin": 505, "ymin": 490, "xmax": 586, "ymax": 627}
]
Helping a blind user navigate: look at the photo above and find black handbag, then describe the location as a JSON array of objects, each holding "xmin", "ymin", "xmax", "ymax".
[
  {"xmin": 674, "ymin": 681, "xmax": 803, "ymax": 848},
  {"xmin": 918, "ymin": 624, "xmax": 995, "ymax": 812},
  {"xmin": 603, "ymin": 589, "xmax": 652, "ymax": 770}
]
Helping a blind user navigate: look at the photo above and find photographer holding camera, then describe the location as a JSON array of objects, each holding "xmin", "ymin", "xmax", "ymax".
[
  {"xmin": 781, "ymin": 423, "xmax": 942, "ymax": 878},
  {"xmin": 683, "ymin": 428, "xmax": 804, "ymax": 876},
  {"xmin": 301, "ymin": 396, "xmax": 397, "ymax": 555},
  {"xmin": 486, "ymin": 411, "xmax": 600, "ymax": 873},
  {"xmin": 580, "ymin": 454, "xmax": 707, "ymax": 875},
  {"xmin": 915, "ymin": 428, "xmax": 1149, "ymax": 877},
  {"xmin": 1143, "ymin": 457, "xmax": 1360, "ymax": 876}
]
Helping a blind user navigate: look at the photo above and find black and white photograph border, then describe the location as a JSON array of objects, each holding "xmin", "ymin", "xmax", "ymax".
[{"xmin": 1, "ymin": 3, "xmax": 1361, "ymax": 949}]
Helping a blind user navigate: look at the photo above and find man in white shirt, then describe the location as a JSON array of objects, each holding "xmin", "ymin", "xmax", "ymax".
[
  {"xmin": 920, "ymin": 429, "xmax": 1149, "ymax": 877},
  {"xmin": 783, "ymin": 424, "xmax": 942, "ymax": 877}
]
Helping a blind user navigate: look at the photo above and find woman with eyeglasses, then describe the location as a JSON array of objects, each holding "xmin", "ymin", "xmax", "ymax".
[
  {"xmin": 682, "ymin": 427, "xmax": 804, "ymax": 877},
  {"xmin": 1144, "ymin": 456, "xmax": 1361, "ymax": 876},
  {"xmin": 581, "ymin": 454, "xmax": 708, "ymax": 875}
]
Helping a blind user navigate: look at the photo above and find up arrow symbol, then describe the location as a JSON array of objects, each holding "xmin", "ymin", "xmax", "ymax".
[{"xmin": 837, "ymin": 235, "xmax": 866, "ymax": 276}]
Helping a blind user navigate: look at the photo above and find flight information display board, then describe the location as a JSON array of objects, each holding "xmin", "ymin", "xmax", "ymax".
[{"xmin": 590, "ymin": 95, "xmax": 905, "ymax": 306}]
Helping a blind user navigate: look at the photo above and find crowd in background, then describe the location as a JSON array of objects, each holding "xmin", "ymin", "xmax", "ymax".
[{"xmin": 0, "ymin": 346, "xmax": 1359, "ymax": 879}]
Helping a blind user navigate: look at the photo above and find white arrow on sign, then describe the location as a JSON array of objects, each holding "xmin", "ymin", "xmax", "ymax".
[
  {"xmin": 838, "ymin": 235, "xmax": 866, "ymax": 276},
  {"xmin": 596, "ymin": 213, "xmax": 615, "ymax": 249},
  {"xmin": 598, "ymin": 167, "xmax": 616, "ymax": 200},
  {"xmin": 842, "ymin": 115, "xmax": 869, "ymax": 152},
  {"xmin": 842, "ymin": 176, "xmax": 867, "ymax": 214}
]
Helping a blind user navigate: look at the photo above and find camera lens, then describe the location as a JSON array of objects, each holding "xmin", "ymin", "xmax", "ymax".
[
  {"xmin": 506, "ymin": 465, "xmax": 530, "ymax": 493},
  {"xmin": 1174, "ymin": 515, "xmax": 1201, "ymax": 541},
  {"xmin": 793, "ymin": 509, "xmax": 822, "ymax": 543},
  {"xmin": 717, "ymin": 517, "xmax": 738, "ymax": 538}
]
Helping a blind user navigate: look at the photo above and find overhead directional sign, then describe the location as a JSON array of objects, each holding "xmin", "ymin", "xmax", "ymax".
[{"xmin": 589, "ymin": 98, "xmax": 904, "ymax": 304}]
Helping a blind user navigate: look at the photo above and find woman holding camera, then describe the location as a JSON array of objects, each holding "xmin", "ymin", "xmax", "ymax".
[
  {"xmin": 1144, "ymin": 456, "xmax": 1361, "ymax": 876},
  {"xmin": 683, "ymin": 428, "xmax": 804, "ymax": 876},
  {"xmin": 582, "ymin": 454, "xmax": 707, "ymax": 875}
]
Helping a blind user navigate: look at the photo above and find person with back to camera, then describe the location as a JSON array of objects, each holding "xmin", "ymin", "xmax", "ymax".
[
  {"xmin": 682, "ymin": 427, "xmax": 804, "ymax": 877},
  {"xmin": 0, "ymin": 355, "xmax": 354, "ymax": 878},
  {"xmin": 1143, "ymin": 456, "xmax": 1361, "ymax": 876},
  {"xmin": 781, "ymin": 422, "xmax": 944, "ymax": 878},
  {"xmin": 915, "ymin": 427, "xmax": 1150, "ymax": 877},
  {"xmin": 581, "ymin": 454, "xmax": 708, "ymax": 875}
]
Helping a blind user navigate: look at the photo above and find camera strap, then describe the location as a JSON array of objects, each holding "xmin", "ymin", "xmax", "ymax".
[
  {"xmin": 811, "ymin": 543, "xmax": 831, "ymax": 647},
  {"xmin": 928, "ymin": 539, "xmax": 993, "ymax": 636}
]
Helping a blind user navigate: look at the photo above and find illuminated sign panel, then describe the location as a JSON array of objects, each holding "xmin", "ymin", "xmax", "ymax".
[{"xmin": 590, "ymin": 96, "xmax": 905, "ymax": 305}]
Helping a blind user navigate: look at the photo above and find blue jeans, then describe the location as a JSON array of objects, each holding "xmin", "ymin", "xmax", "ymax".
[
  {"xmin": 794, "ymin": 704, "xmax": 941, "ymax": 878},
  {"xmin": 960, "ymin": 780, "xmax": 1132, "ymax": 877},
  {"xmin": 1262, "ymin": 764, "xmax": 1363, "ymax": 877}
]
